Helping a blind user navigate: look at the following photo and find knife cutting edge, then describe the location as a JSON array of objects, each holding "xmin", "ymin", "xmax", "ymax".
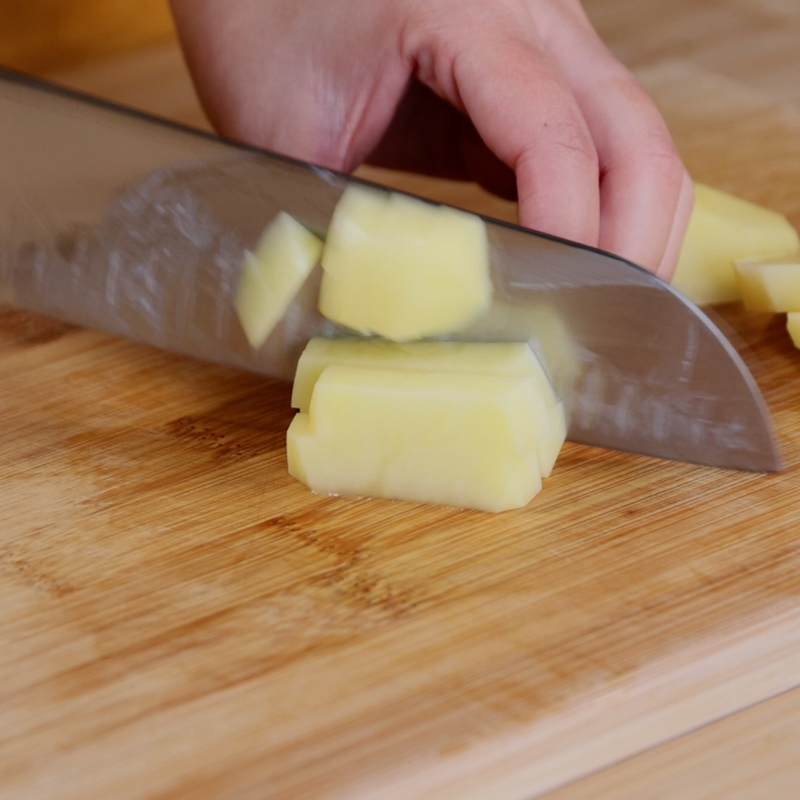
[{"xmin": 0, "ymin": 66, "xmax": 781, "ymax": 472}]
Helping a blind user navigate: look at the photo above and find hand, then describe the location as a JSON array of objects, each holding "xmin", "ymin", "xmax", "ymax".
[{"xmin": 169, "ymin": 0, "xmax": 693, "ymax": 278}]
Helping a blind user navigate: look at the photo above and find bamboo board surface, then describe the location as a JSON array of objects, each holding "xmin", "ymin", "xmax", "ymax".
[{"xmin": 2, "ymin": 1, "xmax": 800, "ymax": 798}]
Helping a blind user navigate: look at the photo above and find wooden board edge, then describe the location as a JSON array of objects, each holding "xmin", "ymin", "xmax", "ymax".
[{"xmin": 332, "ymin": 605, "xmax": 800, "ymax": 800}]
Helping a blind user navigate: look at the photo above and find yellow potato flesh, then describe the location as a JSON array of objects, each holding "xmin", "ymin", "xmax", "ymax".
[
  {"xmin": 671, "ymin": 183, "xmax": 800, "ymax": 305},
  {"xmin": 291, "ymin": 338, "xmax": 557, "ymax": 411},
  {"xmin": 735, "ymin": 255, "xmax": 800, "ymax": 312},
  {"xmin": 308, "ymin": 366, "xmax": 541, "ymax": 451},
  {"xmin": 291, "ymin": 338, "xmax": 565, "ymax": 477},
  {"xmin": 318, "ymin": 184, "xmax": 491, "ymax": 340},
  {"xmin": 787, "ymin": 313, "xmax": 800, "ymax": 349},
  {"xmin": 287, "ymin": 366, "xmax": 544, "ymax": 513},
  {"xmin": 234, "ymin": 212, "xmax": 323, "ymax": 348}
]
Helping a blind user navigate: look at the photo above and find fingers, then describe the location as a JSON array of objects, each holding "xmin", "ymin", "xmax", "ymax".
[
  {"xmin": 406, "ymin": 11, "xmax": 602, "ymax": 248},
  {"xmin": 656, "ymin": 168, "xmax": 695, "ymax": 280},
  {"xmin": 406, "ymin": 0, "xmax": 690, "ymax": 273},
  {"xmin": 534, "ymin": 1, "xmax": 690, "ymax": 272},
  {"xmin": 571, "ymin": 68, "xmax": 688, "ymax": 272}
]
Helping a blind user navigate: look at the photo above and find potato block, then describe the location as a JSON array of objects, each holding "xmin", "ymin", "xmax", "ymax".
[
  {"xmin": 288, "ymin": 416, "xmax": 540, "ymax": 513},
  {"xmin": 671, "ymin": 183, "xmax": 799, "ymax": 305},
  {"xmin": 735, "ymin": 255, "xmax": 800, "ymax": 312},
  {"xmin": 318, "ymin": 184, "xmax": 491, "ymax": 340},
  {"xmin": 291, "ymin": 338, "xmax": 566, "ymax": 477},
  {"xmin": 287, "ymin": 367, "xmax": 544, "ymax": 512},
  {"xmin": 291, "ymin": 338, "xmax": 557, "ymax": 411},
  {"xmin": 307, "ymin": 366, "xmax": 543, "ymax": 453},
  {"xmin": 234, "ymin": 212, "xmax": 323, "ymax": 348},
  {"xmin": 788, "ymin": 313, "xmax": 800, "ymax": 349}
]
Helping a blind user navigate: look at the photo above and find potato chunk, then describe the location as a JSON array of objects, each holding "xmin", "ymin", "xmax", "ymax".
[
  {"xmin": 288, "ymin": 416, "xmax": 540, "ymax": 514},
  {"xmin": 291, "ymin": 338, "xmax": 565, "ymax": 477},
  {"xmin": 234, "ymin": 212, "xmax": 323, "ymax": 348},
  {"xmin": 287, "ymin": 366, "xmax": 544, "ymax": 513},
  {"xmin": 735, "ymin": 255, "xmax": 800, "ymax": 313},
  {"xmin": 291, "ymin": 338, "xmax": 557, "ymax": 410},
  {"xmin": 671, "ymin": 183, "xmax": 799, "ymax": 305},
  {"xmin": 318, "ymin": 184, "xmax": 491, "ymax": 340}
]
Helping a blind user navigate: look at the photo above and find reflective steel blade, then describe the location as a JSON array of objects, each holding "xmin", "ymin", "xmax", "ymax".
[{"xmin": 0, "ymin": 67, "xmax": 781, "ymax": 471}]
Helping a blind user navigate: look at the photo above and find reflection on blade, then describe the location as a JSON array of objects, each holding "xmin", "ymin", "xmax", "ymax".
[{"xmin": 464, "ymin": 225, "xmax": 780, "ymax": 471}]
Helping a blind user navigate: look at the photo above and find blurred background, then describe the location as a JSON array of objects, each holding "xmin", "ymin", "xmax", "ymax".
[
  {"xmin": 0, "ymin": 0, "xmax": 175, "ymax": 75},
  {"xmin": 0, "ymin": 0, "xmax": 214, "ymax": 131}
]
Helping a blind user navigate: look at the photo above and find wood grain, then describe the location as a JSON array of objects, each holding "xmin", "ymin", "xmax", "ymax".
[{"xmin": 2, "ymin": 1, "xmax": 800, "ymax": 799}]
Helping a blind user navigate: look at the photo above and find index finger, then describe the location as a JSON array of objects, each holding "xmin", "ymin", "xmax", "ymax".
[{"xmin": 409, "ymin": 16, "xmax": 602, "ymax": 247}]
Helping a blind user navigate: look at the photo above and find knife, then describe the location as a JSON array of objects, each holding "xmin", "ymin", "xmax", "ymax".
[{"xmin": 0, "ymin": 67, "xmax": 781, "ymax": 472}]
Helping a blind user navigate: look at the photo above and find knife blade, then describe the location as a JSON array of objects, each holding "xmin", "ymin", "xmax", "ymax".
[{"xmin": 0, "ymin": 67, "xmax": 781, "ymax": 472}]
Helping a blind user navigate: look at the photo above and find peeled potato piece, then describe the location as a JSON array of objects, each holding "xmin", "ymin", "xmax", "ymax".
[
  {"xmin": 287, "ymin": 366, "xmax": 545, "ymax": 513},
  {"xmin": 672, "ymin": 183, "xmax": 800, "ymax": 305},
  {"xmin": 735, "ymin": 255, "xmax": 800, "ymax": 313},
  {"xmin": 234, "ymin": 212, "xmax": 323, "ymax": 348},
  {"xmin": 318, "ymin": 184, "xmax": 491, "ymax": 340},
  {"xmin": 291, "ymin": 338, "xmax": 557, "ymax": 410},
  {"xmin": 289, "ymin": 415, "xmax": 541, "ymax": 514},
  {"xmin": 291, "ymin": 338, "xmax": 565, "ymax": 477}
]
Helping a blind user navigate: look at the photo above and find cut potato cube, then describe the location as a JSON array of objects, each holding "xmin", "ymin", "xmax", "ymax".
[
  {"xmin": 287, "ymin": 366, "xmax": 545, "ymax": 512},
  {"xmin": 291, "ymin": 338, "xmax": 557, "ymax": 411},
  {"xmin": 734, "ymin": 255, "xmax": 800, "ymax": 312},
  {"xmin": 234, "ymin": 212, "xmax": 323, "ymax": 348},
  {"xmin": 318, "ymin": 184, "xmax": 491, "ymax": 340},
  {"xmin": 307, "ymin": 366, "xmax": 543, "ymax": 454},
  {"xmin": 288, "ymin": 415, "xmax": 540, "ymax": 513},
  {"xmin": 291, "ymin": 338, "xmax": 566, "ymax": 477},
  {"xmin": 788, "ymin": 313, "xmax": 800, "ymax": 349},
  {"xmin": 671, "ymin": 183, "xmax": 800, "ymax": 305}
]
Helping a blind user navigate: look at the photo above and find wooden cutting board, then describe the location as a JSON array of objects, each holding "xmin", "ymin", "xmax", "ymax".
[{"xmin": 2, "ymin": 2, "xmax": 800, "ymax": 798}]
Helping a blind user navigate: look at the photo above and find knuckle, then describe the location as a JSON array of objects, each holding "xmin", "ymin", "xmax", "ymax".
[
  {"xmin": 554, "ymin": 118, "xmax": 599, "ymax": 169},
  {"xmin": 604, "ymin": 72, "xmax": 686, "ymax": 186},
  {"xmin": 641, "ymin": 130, "xmax": 685, "ymax": 188}
]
